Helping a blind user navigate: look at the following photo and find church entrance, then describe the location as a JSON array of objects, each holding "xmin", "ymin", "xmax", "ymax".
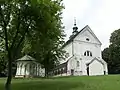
[
  {"xmin": 71, "ymin": 69, "xmax": 74, "ymax": 76},
  {"xmin": 86, "ymin": 65, "xmax": 89, "ymax": 76}
]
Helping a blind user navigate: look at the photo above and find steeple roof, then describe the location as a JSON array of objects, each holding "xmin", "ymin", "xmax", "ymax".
[{"xmin": 72, "ymin": 18, "xmax": 78, "ymax": 34}]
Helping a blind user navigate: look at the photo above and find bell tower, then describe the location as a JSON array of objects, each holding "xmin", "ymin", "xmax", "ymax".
[
  {"xmin": 72, "ymin": 17, "xmax": 78, "ymax": 35},
  {"xmin": 69, "ymin": 18, "xmax": 79, "ymax": 39}
]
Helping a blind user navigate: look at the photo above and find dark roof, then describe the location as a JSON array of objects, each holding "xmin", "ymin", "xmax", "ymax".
[
  {"xmin": 53, "ymin": 61, "xmax": 68, "ymax": 70},
  {"xmin": 53, "ymin": 55, "xmax": 74, "ymax": 70},
  {"xmin": 62, "ymin": 25, "xmax": 88, "ymax": 48}
]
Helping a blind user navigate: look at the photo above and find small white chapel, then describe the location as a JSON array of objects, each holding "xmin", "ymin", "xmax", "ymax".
[
  {"xmin": 15, "ymin": 55, "xmax": 45, "ymax": 77},
  {"xmin": 51, "ymin": 21, "xmax": 108, "ymax": 76}
]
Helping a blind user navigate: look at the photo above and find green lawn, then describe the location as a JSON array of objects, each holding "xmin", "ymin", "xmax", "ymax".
[{"xmin": 0, "ymin": 75, "xmax": 120, "ymax": 90}]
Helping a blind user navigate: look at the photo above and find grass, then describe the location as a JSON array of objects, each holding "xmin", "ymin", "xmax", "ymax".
[{"xmin": 0, "ymin": 75, "xmax": 120, "ymax": 90}]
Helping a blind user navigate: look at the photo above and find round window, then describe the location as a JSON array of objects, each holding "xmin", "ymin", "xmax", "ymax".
[{"xmin": 86, "ymin": 38, "xmax": 89, "ymax": 41}]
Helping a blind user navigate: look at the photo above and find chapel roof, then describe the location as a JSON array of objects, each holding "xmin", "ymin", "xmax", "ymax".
[{"xmin": 17, "ymin": 55, "xmax": 36, "ymax": 61}]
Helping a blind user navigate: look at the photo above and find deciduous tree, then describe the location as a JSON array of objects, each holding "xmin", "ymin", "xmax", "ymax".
[
  {"xmin": 102, "ymin": 29, "xmax": 120, "ymax": 74},
  {"xmin": 0, "ymin": 0, "xmax": 65, "ymax": 90}
]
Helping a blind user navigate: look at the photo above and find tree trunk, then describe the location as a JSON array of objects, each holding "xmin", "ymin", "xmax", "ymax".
[
  {"xmin": 45, "ymin": 67, "xmax": 48, "ymax": 78},
  {"xmin": 45, "ymin": 67, "xmax": 47, "ymax": 78},
  {"xmin": 44, "ymin": 54, "xmax": 49, "ymax": 78},
  {"xmin": 5, "ymin": 74, "xmax": 12, "ymax": 90},
  {"xmin": 3, "ymin": 10, "xmax": 13, "ymax": 89},
  {"xmin": 5, "ymin": 54, "xmax": 12, "ymax": 90}
]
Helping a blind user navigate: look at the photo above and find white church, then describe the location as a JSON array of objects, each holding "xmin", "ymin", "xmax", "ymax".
[
  {"xmin": 15, "ymin": 21, "xmax": 108, "ymax": 77},
  {"xmin": 50, "ymin": 23, "xmax": 108, "ymax": 76}
]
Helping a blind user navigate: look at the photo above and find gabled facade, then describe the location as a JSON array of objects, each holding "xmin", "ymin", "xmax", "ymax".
[{"xmin": 52, "ymin": 25, "xmax": 108, "ymax": 76}]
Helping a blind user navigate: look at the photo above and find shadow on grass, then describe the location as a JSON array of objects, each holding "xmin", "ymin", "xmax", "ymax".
[{"xmin": 12, "ymin": 80, "xmax": 85, "ymax": 90}]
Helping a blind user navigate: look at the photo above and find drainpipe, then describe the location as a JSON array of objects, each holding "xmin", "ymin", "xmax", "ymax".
[
  {"xmin": 72, "ymin": 40, "xmax": 75, "ymax": 75},
  {"xmin": 72, "ymin": 40, "xmax": 74, "ymax": 56}
]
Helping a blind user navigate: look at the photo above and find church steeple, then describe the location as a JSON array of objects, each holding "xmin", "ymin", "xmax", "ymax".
[{"xmin": 72, "ymin": 18, "xmax": 78, "ymax": 35}]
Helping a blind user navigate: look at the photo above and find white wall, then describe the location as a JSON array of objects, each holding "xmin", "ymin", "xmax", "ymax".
[
  {"xmin": 64, "ymin": 42, "xmax": 73, "ymax": 56},
  {"xmin": 73, "ymin": 28, "xmax": 102, "ymax": 59},
  {"xmin": 89, "ymin": 60, "xmax": 104, "ymax": 75},
  {"xmin": 74, "ymin": 41, "xmax": 101, "ymax": 58},
  {"xmin": 16, "ymin": 61, "xmax": 26, "ymax": 76},
  {"xmin": 74, "ymin": 27, "xmax": 101, "ymax": 45},
  {"xmin": 67, "ymin": 55, "xmax": 87, "ymax": 76},
  {"xmin": 60, "ymin": 42, "xmax": 73, "ymax": 64}
]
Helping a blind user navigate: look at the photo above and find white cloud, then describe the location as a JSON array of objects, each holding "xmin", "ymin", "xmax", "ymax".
[{"xmin": 62, "ymin": 0, "xmax": 120, "ymax": 50}]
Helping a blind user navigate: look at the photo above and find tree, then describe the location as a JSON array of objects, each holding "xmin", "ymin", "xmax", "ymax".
[
  {"xmin": 22, "ymin": 0, "xmax": 65, "ymax": 77},
  {"xmin": 102, "ymin": 48, "xmax": 110, "ymax": 63},
  {"xmin": 0, "ymin": 0, "xmax": 64, "ymax": 90},
  {"xmin": 109, "ymin": 29, "xmax": 120, "ymax": 73},
  {"xmin": 102, "ymin": 29, "xmax": 120, "ymax": 74},
  {"xmin": 102, "ymin": 47, "xmax": 111, "ymax": 73},
  {"xmin": 0, "ymin": 1, "xmax": 38, "ymax": 89}
]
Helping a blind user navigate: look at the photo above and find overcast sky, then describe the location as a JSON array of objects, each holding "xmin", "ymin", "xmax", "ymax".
[{"xmin": 62, "ymin": 0, "xmax": 120, "ymax": 50}]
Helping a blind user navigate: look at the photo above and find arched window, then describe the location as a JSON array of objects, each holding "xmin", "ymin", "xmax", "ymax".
[
  {"xmin": 77, "ymin": 61, "xmax": 80, "ymax": 67},
  {"xmin": 90, "ymin": 52, "xmax": 92, "ymax": 56},
  {"xmin": 87, "ymin": 51, "xmax": 89, "ymax": 56},
  {"xmin": 84, "ymin": 51, "xmax": 92, "ymax": 57},
  {"xmin": 20, "ymin": 63, "xmax": 23, "ymax": 75},
  {"xmin": 84, "ymin": 52, "xmax": 86, "ymax": 56},
  {"xmin": 24, "ymin": 64, "xmax": 27, "ymax": 75}
]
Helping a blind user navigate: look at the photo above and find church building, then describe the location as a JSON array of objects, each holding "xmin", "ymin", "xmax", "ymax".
[
  {"xmin": 51, "ymin": 21, "xmax": 108, "ymax": 76},
  {"xmin": 15, "ymin": 20, "xmax": 108, "ymax": 77}
]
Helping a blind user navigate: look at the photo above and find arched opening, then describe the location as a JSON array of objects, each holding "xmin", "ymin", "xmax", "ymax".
[
  {"xmin": 20, "ymin": 63, "xmax": 23, "ymax": 75},
  {"xmin": 77, "ymin": 61, "xmax": 80, "ymax": 67},
  {"xmin": 84, "ymin": 51, "xmax": 92, "ymax": 57}
]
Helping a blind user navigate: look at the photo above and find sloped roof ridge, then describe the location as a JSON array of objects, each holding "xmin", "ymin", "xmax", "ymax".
[
  {"xmin": 87, "ymin": 57, "xmax": 105, "ymax": 65},
  {"xmin": 17, "ymin": 55, "xmax": 36, "ymax": 61},
  {"xmin": 62, "ymin": 25, "xmax": 88, "ymax": 48}
]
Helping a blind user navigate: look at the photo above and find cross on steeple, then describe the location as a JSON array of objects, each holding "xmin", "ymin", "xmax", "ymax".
[
  {"xmin": 74, "ymin": 17, "xmax": 77, "ymax": 26},
  {"xmin": 72, "ymin": 17, "xmax": 78, "ymax": 35}
]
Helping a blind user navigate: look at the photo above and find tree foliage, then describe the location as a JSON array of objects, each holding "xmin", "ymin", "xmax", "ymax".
[
  {"xmin": 0, "ymin": 0, "xmax": 64, "ymax": 90},
  {"xmin": 22, "ymin": 0, "xmax": 65, "ymax": 77},
  {"xmin": 102, "ymin": 29, "xmax": 120, "ymax": 74},
  {"xmin": 0, "ymin": 51, "xmax": 7, "ymax": 74}
]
